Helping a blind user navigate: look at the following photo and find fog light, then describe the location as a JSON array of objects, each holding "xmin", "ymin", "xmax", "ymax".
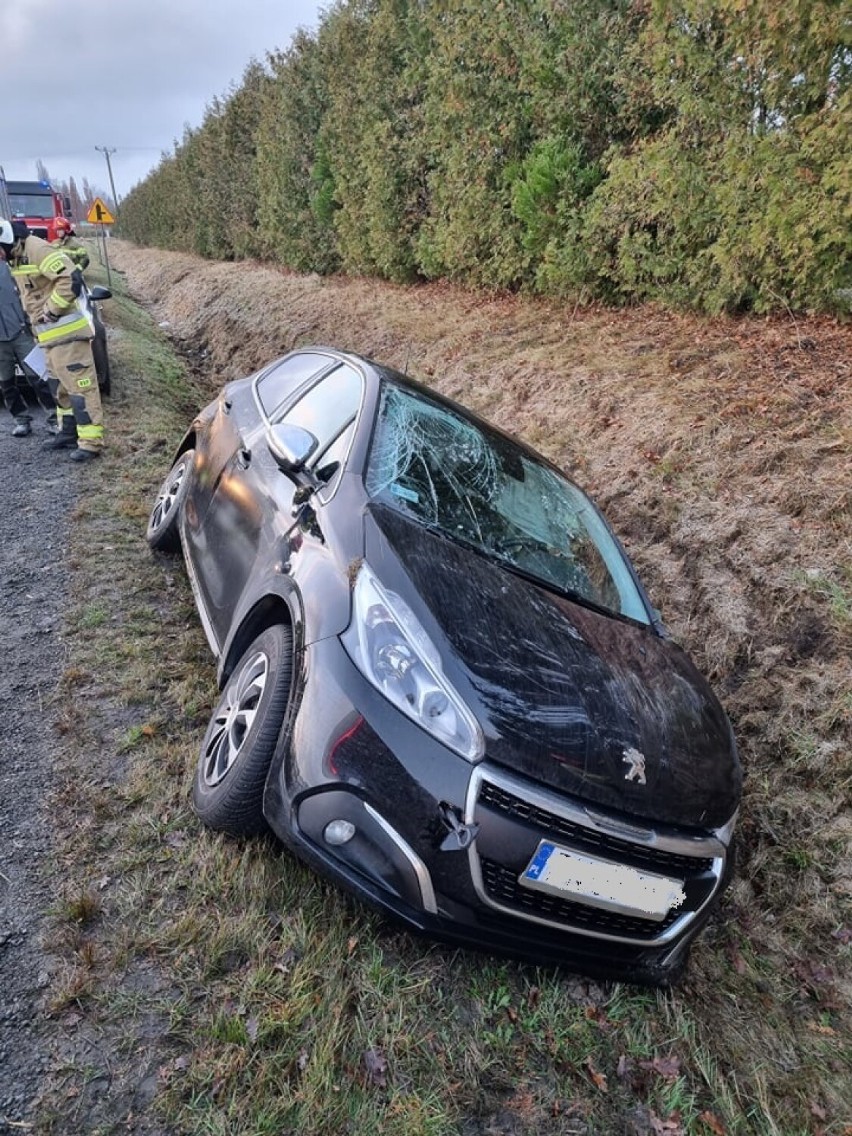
[{"xmin": 324, "ymin": 819, "xmax": 356, "ymax": 846}]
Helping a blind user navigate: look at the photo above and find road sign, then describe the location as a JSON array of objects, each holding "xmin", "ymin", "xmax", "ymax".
[{"xmin": 86, "ymin": 197, "xmax": 115, "ymax": 225}]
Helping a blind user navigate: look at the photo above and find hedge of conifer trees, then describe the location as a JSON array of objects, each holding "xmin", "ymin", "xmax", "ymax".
[{"xmin": 118, "ymin": 0, "xmax": 851, "ymax": 313}]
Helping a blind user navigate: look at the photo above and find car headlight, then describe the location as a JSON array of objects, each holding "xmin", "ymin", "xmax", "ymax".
[{"xmin": 341, "ymin": 564, "xmax": 484, "ymax": 761}]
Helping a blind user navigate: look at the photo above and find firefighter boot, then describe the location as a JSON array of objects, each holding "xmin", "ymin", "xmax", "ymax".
[
  {"xmin": 69, "ymin": 448, "xmax": 102, "ymax": 464},
  {"xmin": 43, "ymin": 415, "xmax": 78, "ymax": 450},
  {"xmin": 12, "ymin": 416, "xmax": 32, "ymax": 437}
]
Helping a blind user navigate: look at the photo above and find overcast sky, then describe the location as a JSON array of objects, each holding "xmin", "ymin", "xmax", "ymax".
[{"xmin": 1, "ymin": 0, "xmax": 323, "ymax": 202}]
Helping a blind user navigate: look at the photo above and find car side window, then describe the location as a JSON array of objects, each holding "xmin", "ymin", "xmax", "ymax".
[
  {"xmin": 278, "ymin": 364, "xmax": 363, "ymax": 457},
  {"xmin": 312, "ymin": 419, "xmax": 357, "ymax": 489},
  {"xmin": 256, "ymin": 352, "xmax": 335, "ymax": 417}
]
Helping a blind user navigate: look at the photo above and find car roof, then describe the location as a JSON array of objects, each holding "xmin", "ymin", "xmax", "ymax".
[{"xmin": 293, "ymin": 345, "xmax": 566, "ymax": 479}]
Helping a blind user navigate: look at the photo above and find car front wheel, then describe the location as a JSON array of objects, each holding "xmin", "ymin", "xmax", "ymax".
[
  {"xmin": 192, "ymin": 625, "xmax": 294, "ymax": 836},
  {"xmin": 146, "ymin": 449, "xmax": 195, "ymax": 552}
]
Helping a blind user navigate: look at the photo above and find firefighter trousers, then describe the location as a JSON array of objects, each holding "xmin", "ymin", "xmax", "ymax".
[
  {"xmin": 46, "ymin": 337, "xmax": 104, "ymax": 452},
  {"xmin": 0, "ymin": 330, "xmax": 57, "ymax": 419}
]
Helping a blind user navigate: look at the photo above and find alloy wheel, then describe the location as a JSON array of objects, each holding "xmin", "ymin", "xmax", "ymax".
[
  {"xmin": 150, "ymin": 460, "xmax": 188, "ymax": 535},
  {"xmin": 202, "ymin": 651, "xmax": 269, "ymax": 786}
]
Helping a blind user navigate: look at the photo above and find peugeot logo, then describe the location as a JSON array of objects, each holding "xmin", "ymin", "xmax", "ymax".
[{"xmin": 622, "ymin": 747, "xmax": 647, "ymax": 785}]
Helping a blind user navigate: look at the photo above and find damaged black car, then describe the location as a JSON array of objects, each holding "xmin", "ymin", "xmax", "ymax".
[{"xmin": 147, "ymin": 347, "xmax": 741, "ymax": 985}]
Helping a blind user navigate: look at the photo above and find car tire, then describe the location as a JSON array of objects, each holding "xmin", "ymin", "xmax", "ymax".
[
  {"xmin": 92, "ymin": 330, "xmax": 111, "ymax": 396},
  {"xmin": 192, "ymin": 625, "xmax": 294, "ymax": 836},
  {"xmin": 146, "ymin": 449, "xmax": 195, "ymax": 553}
]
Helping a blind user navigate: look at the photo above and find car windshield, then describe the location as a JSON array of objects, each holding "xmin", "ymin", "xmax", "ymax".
[
  {"xmin": 365, "ymin": 383, "xmax": 650, "ymax": 623},
  {"xmin": 10, "ymin": 193, "xmax": 54, "ymax": 219}
]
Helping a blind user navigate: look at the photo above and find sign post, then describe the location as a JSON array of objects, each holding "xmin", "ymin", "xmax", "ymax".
[{"xmin": 86, "ymin": 197, "xmax": 115, "ymax": 287}]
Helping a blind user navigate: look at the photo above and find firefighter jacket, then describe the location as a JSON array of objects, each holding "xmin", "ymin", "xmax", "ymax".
[
  {"xmin": 52, "ymin": 234, "xmax": 90, "ymax": 270},
  {"xmin": 10, "ymin": 234, "xmax": 93, "ymax": 348},
  {"xmin": 0, "ymin": 260, "xmax": 29, "ymax": 342}
]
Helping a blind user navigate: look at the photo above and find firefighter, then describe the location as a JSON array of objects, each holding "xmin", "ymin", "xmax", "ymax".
[
  {"xmin": 52, "ymin": 217, "xmax": 90, "ymax": 270},
  {"xmin": 0, "ymin": 218, "xmax": 104, "ymax": 462},
  {"xmin": 0, "ymin": 246, "xmax": 59, "ymax": 436}
]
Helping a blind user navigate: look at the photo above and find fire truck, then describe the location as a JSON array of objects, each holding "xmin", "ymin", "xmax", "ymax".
[
  {"xmin": 0, "ymin": 169, "xmax": 112, "ymax": 396},
  {"xmin": 3, "ymin": 178, "xmax": 73, "ymax": 241}
]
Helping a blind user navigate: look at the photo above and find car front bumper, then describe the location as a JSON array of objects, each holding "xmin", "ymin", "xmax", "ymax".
[{"xmin": 262, "ymin": 635, "xmax": 734, "ymax": 984}]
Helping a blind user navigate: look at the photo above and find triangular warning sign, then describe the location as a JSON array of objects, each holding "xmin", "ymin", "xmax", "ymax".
[{"xmin": 86, "ymin": 197, "xmax": 115, "ymax": 225}]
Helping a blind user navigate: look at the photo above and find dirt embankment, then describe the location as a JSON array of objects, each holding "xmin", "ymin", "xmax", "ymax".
[{"xmin": 108, "ymin": 239, "xmax": 851, "ymax": 985}]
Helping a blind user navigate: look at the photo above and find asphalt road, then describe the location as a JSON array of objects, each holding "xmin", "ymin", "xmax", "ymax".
[{"xmin": 0, "ymin": 408, "xmax": 79, "ymax": 1128}]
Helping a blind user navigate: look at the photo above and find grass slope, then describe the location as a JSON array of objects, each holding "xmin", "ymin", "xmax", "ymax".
[{"xmin": 37, "ymin": 248, "xmax": 850, "ymax": 1136}]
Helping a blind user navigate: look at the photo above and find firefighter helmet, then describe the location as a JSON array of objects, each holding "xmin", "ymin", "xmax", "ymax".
[
  {"xmin": 1, "ymin": 219, "xmax": 30, "ymax": 256},
  {"xmin": 55, "ymin": 217, "xmax": 73, "ymax": 236}
]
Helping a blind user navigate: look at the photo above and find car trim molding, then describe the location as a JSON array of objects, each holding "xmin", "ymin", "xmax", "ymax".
[
  {"xmin": 464, "ymin": 764, "xmax": 727, "ymax": 948},
  {"xmin": 179, "ymin": 523, "xmax": 222, "ymax": 660},
  {"xmin": 363, "ymin": 803, "xmax": 438, "ymax": 914}
]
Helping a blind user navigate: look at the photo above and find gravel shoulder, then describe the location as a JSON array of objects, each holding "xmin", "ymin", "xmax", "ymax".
[{"xmin": 0, "ymin": 414, "xmax": 78, "ymax": 1129}]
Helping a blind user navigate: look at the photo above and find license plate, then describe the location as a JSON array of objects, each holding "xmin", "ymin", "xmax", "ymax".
[{"xmin": 521, "ymin": 841, "xmax": 685, "ymax": 922}]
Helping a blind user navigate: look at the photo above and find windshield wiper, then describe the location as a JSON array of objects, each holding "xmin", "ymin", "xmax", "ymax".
[{"xmin": 491, "ymin": 557, "xmax": 617, "ymax": 618}]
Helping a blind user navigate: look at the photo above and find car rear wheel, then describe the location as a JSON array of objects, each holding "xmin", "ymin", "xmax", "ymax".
[
  {"xmin": 193, "ymin": 625, "xmax": 294, "ymax": 836},
  {"xmin": 146, "ymin": 449, "xmax": 195, "ymax": 552}
]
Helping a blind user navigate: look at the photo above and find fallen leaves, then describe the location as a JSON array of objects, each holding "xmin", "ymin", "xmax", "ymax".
[
  {"xmin": 650, "ymin": 1113, "xmax": 684, "ymax": 1135},
  {"xmin": 616, "ymin": 1052, "xmax": 682, "ymax": 1091},
  {"xmin": 698, "ymin": 1111, "xmax": 727, "ymax": 1135},
  {"xmin": 585, "ymin": 1057, "xmax": 608, "ymax": 1092}
]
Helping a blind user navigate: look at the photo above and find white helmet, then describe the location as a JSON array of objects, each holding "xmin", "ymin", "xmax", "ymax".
[{"xmin": 0, "ymin": 217, "xmax": 12, "ymax": 245}]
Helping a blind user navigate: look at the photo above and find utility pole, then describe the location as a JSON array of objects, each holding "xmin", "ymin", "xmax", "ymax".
[{"xmin": 95, "ymin": 146, "xmax": 119, "ymax": 211}]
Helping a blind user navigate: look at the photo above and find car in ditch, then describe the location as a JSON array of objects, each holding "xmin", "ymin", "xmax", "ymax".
[{"xmin": 146, "ymin": 346, "xmax": 741, "ymax": 985}]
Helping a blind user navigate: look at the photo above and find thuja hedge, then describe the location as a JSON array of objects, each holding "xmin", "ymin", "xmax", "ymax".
[{"xmin": 118, "ymin": 0, "xmax": 851, "ymax": 314}]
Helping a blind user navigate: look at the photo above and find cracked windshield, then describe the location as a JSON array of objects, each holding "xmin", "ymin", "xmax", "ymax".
[{"xmin": 367, "ymin": 384, "xmax": 649, "ymax": 623}]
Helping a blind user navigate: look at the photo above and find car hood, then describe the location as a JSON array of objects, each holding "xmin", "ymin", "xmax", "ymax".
[{"xmin": 365, "ymin": 504, "xmax": 741, "ymax": 830}]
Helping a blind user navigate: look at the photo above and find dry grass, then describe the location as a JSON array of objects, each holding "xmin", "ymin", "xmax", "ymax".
[{"xmin": 35, "ymin": 245, "xmax": 851, "ymax": 1136}]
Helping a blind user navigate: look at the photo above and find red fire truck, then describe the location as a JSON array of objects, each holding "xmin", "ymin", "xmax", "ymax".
[{"xmin": 4, "ymin": 179, "xmax": 73, "ymax": 241}]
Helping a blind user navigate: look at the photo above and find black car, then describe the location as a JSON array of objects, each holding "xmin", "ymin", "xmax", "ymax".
[{"xmin": 146, "ymin": 347, "xmax": 741, "ymax": 985}]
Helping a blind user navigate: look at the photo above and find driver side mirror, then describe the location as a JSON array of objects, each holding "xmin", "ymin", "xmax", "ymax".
[
  {"xmin": 266, "ymin": 423, "xmax": 318, "ymax": 473},
  {"xmin": 87, "ymin": 285, "xmax": 112, "ymax": 302}
]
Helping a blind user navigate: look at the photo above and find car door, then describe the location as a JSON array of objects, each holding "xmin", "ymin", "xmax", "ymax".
[
  {"xmin": 189, "ymin": 354, "xmax": 333, "ymax": 534},
  {"xmin": 186, "ymin": 353, "xmax": 335, "ymax": 639},
  {"xmin": 196, "ymin": 360, "xmax": 364, "ymax": 649}
]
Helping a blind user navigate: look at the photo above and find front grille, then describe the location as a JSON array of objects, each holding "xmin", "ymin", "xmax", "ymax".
[
  {"xmin": 481, "ymin": 858, "xmax": 681, "ymax": 940},
  {"xmin": 479, "ymin": 781, "xmax": 714, "ymax": 875},
  {"xmin": 471, "ymin": 768, "xmax": 725, "ymax": 946}
]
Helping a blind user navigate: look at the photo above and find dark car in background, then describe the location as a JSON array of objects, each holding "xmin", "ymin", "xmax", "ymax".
[{"xmin": 146, "ymin": 347, "xmax": 741, "ymax": 985}]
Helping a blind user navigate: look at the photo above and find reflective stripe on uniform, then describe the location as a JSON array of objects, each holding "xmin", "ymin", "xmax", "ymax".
[
  {"xmin": 38, "ymin": 252, "xmax": 69, "ymax": 276},
  {"xmin": 77, "ymin": 423, "xmax": 103, "ymax": 441},
  {"xmin": 36, "ymin": 313, "xmax": 92, "ymax": 344},
  {"xmin": 49, "ymin": 289, "xmax": 74, "ymax": 311},
  {"xmin": 11, "ymin": 264, "xmax": 41, "ymax": 277}
]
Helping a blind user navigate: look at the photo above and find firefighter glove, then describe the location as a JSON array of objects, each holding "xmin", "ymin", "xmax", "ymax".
[{"xmin": 41, "ymin": 309, "xmax": 60, "ymax": 323}]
